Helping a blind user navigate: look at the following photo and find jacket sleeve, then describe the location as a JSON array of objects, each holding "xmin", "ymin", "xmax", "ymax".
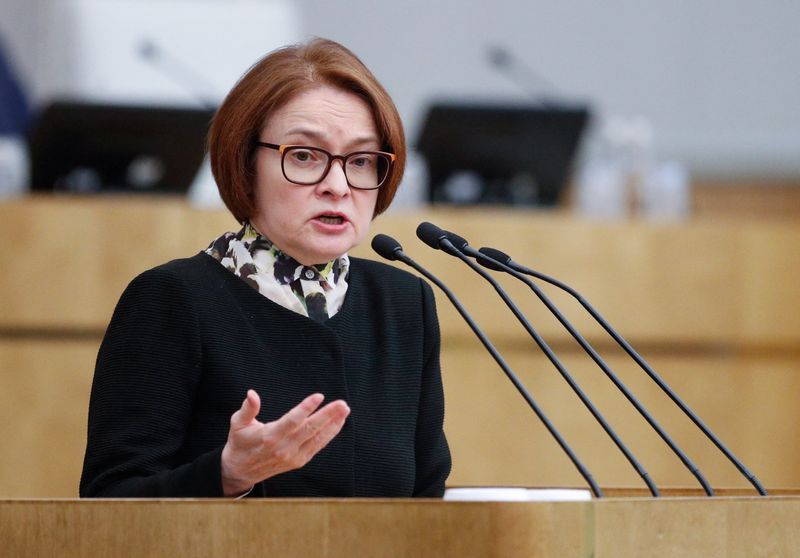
[
  {"xmin": 80, "ymin": 267, "xmax": 225, "ymax": 497},
  {"xmin": 413, "ymin": 279, "xmax": 452, "ymax": 497}
]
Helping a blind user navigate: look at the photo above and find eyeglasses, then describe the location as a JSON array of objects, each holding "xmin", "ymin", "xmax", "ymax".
[{"xmin": 255, "ymin": 142, "xmax": 396, "ymax": 190}]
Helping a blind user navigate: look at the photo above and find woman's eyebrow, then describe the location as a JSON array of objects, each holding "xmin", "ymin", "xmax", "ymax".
[{"xmin": 283, "ymin": 127, "xmax": 380, "ymax": 149}]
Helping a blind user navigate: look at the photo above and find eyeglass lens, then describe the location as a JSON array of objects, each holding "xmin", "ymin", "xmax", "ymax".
[{"xmin": 282, "ymin": 147, "xmax": 390, "ymax": 189}]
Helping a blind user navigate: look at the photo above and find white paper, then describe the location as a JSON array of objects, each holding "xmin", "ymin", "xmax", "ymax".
[{"xmin": 444, "ymin": 487, "xmax": 592, "ymax": 502}]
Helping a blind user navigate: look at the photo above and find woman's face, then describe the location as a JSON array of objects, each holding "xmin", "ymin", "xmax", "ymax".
[{"xmin": 250, "ymin": 85, "xmax": 381, "ymax": 265}]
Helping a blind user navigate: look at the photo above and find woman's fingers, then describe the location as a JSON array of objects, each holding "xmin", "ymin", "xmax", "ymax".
[
  {"xmin": 296, "ymin": 403, "xmax": 350, "ymax": 459},
  {"xmin": 253, "ymin": 398, "xmax": 349, "ymax": 469},
  {"xmin": 274, "ymin": 398, "xmax": 350, "ymax": 448},
  {"xmin": 298, "ymin": 400, "xmax": 350, "ymax": 442},
  {"xmin": 222, "ymin": 391, "xmax": 351, "ymax": 495},
  {"xmin": 230, "ymin": 389, "xmax": 261, "ymax": 430},
  {"xmin": 271, "ymin": 392, "xmax": 326, "ymax": 433},
  {"xmin": 270, "ymin": 401, "xmax": 350, "ymax": 471}
]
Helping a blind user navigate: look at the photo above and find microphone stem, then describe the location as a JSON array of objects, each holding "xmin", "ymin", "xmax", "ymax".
[
  {"xmin": 506, "ymin": 259, "xmax": 767, "ymax": 496},
  {"xmin": 468, "ymin": 246, "xmax": 715, "ymax": 495},
  {"xmin": 139, "ymin": 41, "xmax": 218, "ymax": 109},
  {"xmin": 448, "ymin": 242, "xmax": 660, "ymax": 497},
  {"xmin": 395, "ymin": 250, "xmax": 603, "ymax": 498}
]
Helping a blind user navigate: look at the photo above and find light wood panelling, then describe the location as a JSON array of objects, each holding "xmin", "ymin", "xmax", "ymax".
[
  {"xmin": 1, "ymin": 196, "xmax": 799, "ymax": 497},
  {"xmin": 1, "ymin": 339, "xmax": 796, "ymax": 497},
  {"xmin": 0, "ymin": 196, "xmax": 237, "ymax": 330},
  {"xmin": 0, "ymin": 339, "xmax": 98, "ymax": 497},
  {"xmin": 3, "ymin": 197, "xmax": 799, "ymax": 347},
  {"xmin": 692, "ymin": 179, "xmax": 800, "ymax": 221},
  {"xmin": 442, "ymin": 343, "xmax": 800, "ymax": 491}
]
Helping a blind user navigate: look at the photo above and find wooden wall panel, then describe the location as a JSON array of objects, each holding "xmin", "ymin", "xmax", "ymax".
[
  {"xmin": 0, "ymin": 339, "xmax": 97, "ymax": 497},
  {"xmin": 1, "ymin": 196, "xmax": 798, "ymax": 497},
  {"xmin": 442, "ymin": 344, "xmax": 800, "ymax": 491},
  {"xmin": 2, "ymin": 338, "xmax": 797, "ymax": 497},
  {"xmin": 0, "ymin": 197, "xmax": 239, "ymax": 330},
  {"xmin": 2, "ymin": 197, "xmax": 799, "ymax": 347}
]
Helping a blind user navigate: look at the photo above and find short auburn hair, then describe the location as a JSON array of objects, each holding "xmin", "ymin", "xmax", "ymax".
[{"xmin": 208, "ymin": 38, "xmax": 406, "ymax": 224}]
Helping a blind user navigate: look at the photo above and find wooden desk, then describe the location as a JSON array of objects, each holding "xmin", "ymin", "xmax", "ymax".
[
  {"xmin": 1, "ymin": 196, "xmax": 799, "ymax": 496},
  {"xmin": 2, "ymin": 495, "xmax": 799, "ymax": 557}
]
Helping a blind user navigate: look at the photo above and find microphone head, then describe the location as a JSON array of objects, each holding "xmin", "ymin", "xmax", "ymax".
[
  {"xmin": 138, "ymin": 39, "xmax": 158, "ymax": 60},
  {"xmin": 371, "ymin": 234, "xmax": 403, "ymax": 261},
  {"xmin": 416, "ymin": 222, "xmax": 447, "ymax": 250},
  {"xmin": 444, "ymin": 230, "xmax": 469, "ymax": 252},
  {"xmin": 487, "ymin": 44, "xmax": 511, "ymax": 68},
  {"xmin": 477, "ymin": 246, "xmax": 512, "ymax": 271}
]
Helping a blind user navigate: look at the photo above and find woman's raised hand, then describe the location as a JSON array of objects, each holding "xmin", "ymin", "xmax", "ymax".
[{"xmin": 220, "ymin": 389, "xmax": 350, "ymax": 496}]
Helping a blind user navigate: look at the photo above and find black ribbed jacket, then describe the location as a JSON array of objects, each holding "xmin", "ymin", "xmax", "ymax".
[{"xmin": 80, "ymin": 253, "xmax": 451, "ymax": 498}]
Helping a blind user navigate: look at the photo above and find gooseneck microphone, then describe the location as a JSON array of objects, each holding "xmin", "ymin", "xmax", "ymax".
[
  {"xmin": 416, "ymin": 223, "xmax": 660, "ymax": 497},
  {"xmin": 371, "ymin": 234, "xmax": 603, "ymax": 498},
  {"xmin": 439, "ymin": 226, "xmax": 713, "ymax": 495},
  {"xmin": 475, "ymin": 245, "xmax": 768, "ymax": 496},
  {"xmin": 138, "ymin": 39, "xmax": 219, "ymax": 109},
  {"xmin": 486, "ymin": 44, "xmax": 561, "ymax": 105}
]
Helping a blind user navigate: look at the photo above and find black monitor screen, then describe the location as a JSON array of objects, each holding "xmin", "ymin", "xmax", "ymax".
[
  {"xmin": 28, "ymin": 102, "xmax": 214, "ymax": 194},
  {"xmin": 416, "ymin": 103, "xmax": 589, "ymax": 206}
]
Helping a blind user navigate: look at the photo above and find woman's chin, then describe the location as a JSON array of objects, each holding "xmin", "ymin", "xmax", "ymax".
[{"xmin": 296, "ymin": 237, "xmax": 358, "ymax": 265}]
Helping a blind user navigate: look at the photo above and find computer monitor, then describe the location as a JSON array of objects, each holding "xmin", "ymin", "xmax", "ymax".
[
  {"xmin": 28, "ymin": 102, "xmax": 214, "ymax": 194},
  {"xmin": 416, "ymin": 102, "xmax": 590, "ymax": 206}
]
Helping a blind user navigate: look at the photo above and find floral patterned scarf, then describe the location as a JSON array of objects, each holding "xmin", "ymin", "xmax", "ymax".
[{"xmin": 205, "ymin": 223, "xmax": 349, "ymax": 322}]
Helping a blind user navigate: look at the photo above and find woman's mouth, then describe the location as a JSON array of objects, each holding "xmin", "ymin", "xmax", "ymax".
[{"xmin": 317, "ymin": 214, "xmax": 345, "ymax": 225}]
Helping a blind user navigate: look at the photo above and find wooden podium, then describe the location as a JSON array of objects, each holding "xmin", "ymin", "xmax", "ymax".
[{"xmin": 2, "ymin": 493, "xmax": 799, "ymax": 557}]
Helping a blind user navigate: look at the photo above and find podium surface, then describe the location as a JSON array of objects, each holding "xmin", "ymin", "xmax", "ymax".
[{"xmin": 2, "ymin": 495, "xmax": 799, "ymax": 557}]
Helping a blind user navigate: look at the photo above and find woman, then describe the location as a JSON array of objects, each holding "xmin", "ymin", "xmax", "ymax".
[{"xmin": 80, "ymin": 39, "xmax": 451, "ymax": 498}]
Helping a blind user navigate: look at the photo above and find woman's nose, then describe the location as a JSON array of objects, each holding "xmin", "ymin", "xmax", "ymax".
[{"xmin": 316, "ymin": 160, "xmax": 350, "ymax": 197}]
